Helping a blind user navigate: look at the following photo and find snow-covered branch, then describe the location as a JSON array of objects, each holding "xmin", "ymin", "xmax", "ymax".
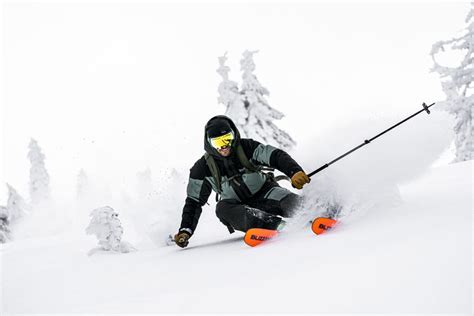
[{"xmin": 431, "ymin": 4, "xmax": 473, "ymax": 162}]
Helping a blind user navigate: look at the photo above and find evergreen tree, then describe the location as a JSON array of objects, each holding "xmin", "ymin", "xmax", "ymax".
[
  {"xmin": 6, "ymin": 183, "xmax": 28, "ymax": 222},
  {"xmin": 239, "ymin": 50, "xmax": 296, "ymax": 151},
  {"xmin": 27, "ymin": 139, "xmax": 51, "ymax": 204},
  {"xmin": 0, "ymin": 206, "xmax": 10, "ymax": 243},
  {"xmin": 85, "ymin": 206, "xmax": 135, "ymax": 253},
  {"xmin": 216, "ymin": 53, "xmax": 247, "ymax": 127},
  {"xmin": 0, "ymin": 184, "xmax": 28, "ymax": 243},
  {"xmin": 431, "ymin": 4, "xmax": 473, "ymax": 162}
]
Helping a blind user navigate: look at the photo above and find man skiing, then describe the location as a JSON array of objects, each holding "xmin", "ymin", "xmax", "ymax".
[{"xmin": 174, "ymin": 115, "xmax": 310, "ymax": 248}]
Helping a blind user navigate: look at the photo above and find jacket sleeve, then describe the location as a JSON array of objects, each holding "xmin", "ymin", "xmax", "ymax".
[
  {"xmin": 241, "ymin": 138, "xmax": 304, "ymax": 178},
  {"xmin": 179, "ymin": 157, "xmax": 212, "ymax": 234}
]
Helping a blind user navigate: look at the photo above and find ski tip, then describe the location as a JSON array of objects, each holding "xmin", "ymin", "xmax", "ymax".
[
  {"xmin": 244, "ymin": 228, "xmax": 279, "ymax": 247},
  {"xmin": 311, "ymin": 217, "xmax": 337, "ymax": 235}
]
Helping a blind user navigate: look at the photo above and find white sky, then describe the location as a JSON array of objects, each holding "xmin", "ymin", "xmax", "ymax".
[{"xmin": 1, "ymin": 0, "xmax": 470, "ymax": 204}]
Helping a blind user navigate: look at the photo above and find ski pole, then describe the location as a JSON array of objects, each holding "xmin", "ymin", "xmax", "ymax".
[{"xmin": 307, "ymin": 102, "xmax": 436, "ymax": 178}]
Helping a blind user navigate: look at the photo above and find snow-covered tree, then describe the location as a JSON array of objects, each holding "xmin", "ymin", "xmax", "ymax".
[
  {"xmin": 217, "ymin": 53, "xmax": 248, "ymax": 127},
  {"xmin": 85, "ymin": 206, "xmax": 135, "ymax": 254},
  {"xmin": 239, "ymin": 50, "xmax": 296, "ymax": 151},
  {"xmin": 76, "ymin": 169, "xmax": 89, "ymax": 201},
  {"xmin": 0, "ymin": 184, "xmax": 28, "ymax": 243},
  {"xmin": 431, "ymin": 4, "xmax": 473, "ymax": 162},
  {"xmin": 0, "ymin": 206, "xmax": 10, "ymax": 243},
  {"xmin": 217, "ymin": 51, "xmax": 296, "ymax": 150},
  {"xmin": 27, "ymin": 139, "xmax": 51, "ymax": 204},
  {"xmin": 6, "ymin": 183, "xmax": 29, "ymax": 222}
]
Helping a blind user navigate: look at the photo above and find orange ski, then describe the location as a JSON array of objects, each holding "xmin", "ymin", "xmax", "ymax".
[
  {"xmin": 244, "ymin": 228, "xmax": 279, "ymax": 247},
  {"xmin": 311, "ymin": 217, "xmax": 337, "ymax": 235}
]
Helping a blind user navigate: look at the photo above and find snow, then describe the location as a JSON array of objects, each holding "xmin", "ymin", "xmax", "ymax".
[
  {"xmin": 1, "ymin": 160, "xmax": 471, "ymax": 314},
  {"xmin": 1, "ymin": 2, "xmax": 472, "ymax": 314}
]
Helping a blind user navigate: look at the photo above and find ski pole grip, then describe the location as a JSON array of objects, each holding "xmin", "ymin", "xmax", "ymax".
[{"xmin": 308, "ymin": 164, "xmax": 329, "ymax": 178}]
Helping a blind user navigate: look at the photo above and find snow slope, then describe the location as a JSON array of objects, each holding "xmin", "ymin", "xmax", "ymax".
[{"xmin": 1, "ymin": 160, "xmax": 472, "ymax": 314}]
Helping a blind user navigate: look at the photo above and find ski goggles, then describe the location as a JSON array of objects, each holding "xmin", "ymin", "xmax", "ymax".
[{"xmin": 209, "ymin": 132, "xmax": 234, "ymax": 150}]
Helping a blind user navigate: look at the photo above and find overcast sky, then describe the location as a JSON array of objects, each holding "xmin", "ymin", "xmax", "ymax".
[{"xmin": 1, "ymin": 0, "xmax": 470, "ymax": 204}]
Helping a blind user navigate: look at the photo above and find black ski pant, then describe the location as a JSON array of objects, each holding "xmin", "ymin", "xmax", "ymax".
[{"xmin": 215, "ymin": 184, "xmax": 302, "ymax": 233}]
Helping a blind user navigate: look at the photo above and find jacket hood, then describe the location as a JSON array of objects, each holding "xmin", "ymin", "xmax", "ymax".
[{"xmin": 204, "ymin": 115, "xmax": 241, "ymax": 158}]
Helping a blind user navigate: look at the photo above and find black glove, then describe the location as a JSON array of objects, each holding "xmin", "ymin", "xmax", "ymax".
[{"xmin": 174, "ymin": 230, "xmax": 191, "ymax": 248}]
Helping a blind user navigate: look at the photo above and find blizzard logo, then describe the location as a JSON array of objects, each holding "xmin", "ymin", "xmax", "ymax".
[
  {"xmin": 250, "ymin": 234, "xmax": 271, "ymax": 241},
  {"xmin": 319, "ymin": 224, "xmax": 332, "ymax": 231}
]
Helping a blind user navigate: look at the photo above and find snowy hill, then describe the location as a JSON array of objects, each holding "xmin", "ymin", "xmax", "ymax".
[{"xmin": 1, "ymin": 160, "xmax": 471, "ymax": 314}]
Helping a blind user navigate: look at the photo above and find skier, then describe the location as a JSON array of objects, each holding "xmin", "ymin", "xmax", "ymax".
[{"xmin": 173, "ymin": 115, "xmax": 310, "ymax": 248}]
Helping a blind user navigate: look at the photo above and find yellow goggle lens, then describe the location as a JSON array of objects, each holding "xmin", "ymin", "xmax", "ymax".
[{"xmin": 209, "ymin": 132, "xmax": 234, "ymax": 149}]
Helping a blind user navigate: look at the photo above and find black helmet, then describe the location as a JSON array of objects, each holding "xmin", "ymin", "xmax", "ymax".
[
  {"xmin": 206, "ymin": 118, "xmax": 233, "ymax": 138},
  {"xmin": 204, "ymin": 115, "xmax": 241, "ymax": 157}
]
